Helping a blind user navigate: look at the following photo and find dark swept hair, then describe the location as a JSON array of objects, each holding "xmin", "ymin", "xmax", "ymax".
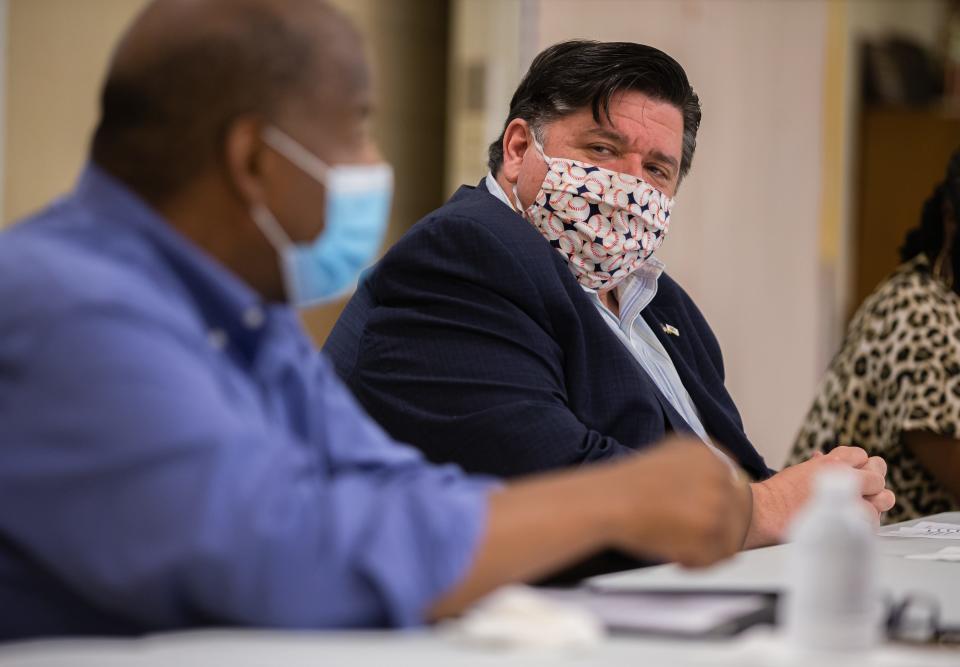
[
  {"xmin": 91, "ymin": 4, "xmax": 323, "ymax": 205},
  {"xmin": 900, "ymin": 148, "xmax": 960, "ymax": 289},
  {"xmin": 487, "ymin": 40, "xmax": 702, "ymax": 181}
]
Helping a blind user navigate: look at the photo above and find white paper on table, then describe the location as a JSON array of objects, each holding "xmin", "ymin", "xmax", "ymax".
[
  {"xmin": 881, "ymin": 521, "xmax": 960, "ymax": 540},
  {"xmin": 905, "ymin": 546, "xmax": 960, "ymax": 561}
]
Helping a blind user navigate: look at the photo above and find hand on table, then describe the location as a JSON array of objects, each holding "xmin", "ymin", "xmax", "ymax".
[{"xmin": 746, "ymin": 446, "xmax": 895, "ymax": 548}]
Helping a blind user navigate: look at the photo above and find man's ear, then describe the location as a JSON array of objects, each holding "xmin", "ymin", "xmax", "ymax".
[
  {"xmin": 500, "ymin": 118, "xmax": 532, "ymax": 185},
  {"xmin": 223, "ymin": 115, "xmax": 273, "ymax": 209}
]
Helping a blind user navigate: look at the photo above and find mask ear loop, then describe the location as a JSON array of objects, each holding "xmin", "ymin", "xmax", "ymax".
[
  {"xmin": 530, "ymin": 133, "xmax": 551, "ymax": 163},
  {"xmin": 510, "ymin": 128, "xmax": 552, "ymax": 216},
  {"xmin": 250, "ymin": 204, "xmax": 292, "ymax": 252},
  {"xmin": 252, "ymin": 126, "xmax": 329, "ymax": 251},
  {"xmin": 262, "ymin": 126, "xmax": 331, "ymax": 184},
  {"xmin": 510, "ymin": 184, "xmax": 527, "ymax": 216}
]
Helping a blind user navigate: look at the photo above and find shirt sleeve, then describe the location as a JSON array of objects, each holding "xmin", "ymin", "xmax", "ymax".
[
  {"xmin": 345, "ymin": 214, "xmax": 638, "ymax": 477},
  {"xmin": 0, "ymin": 303, "xmax": 492, "ymax": 630}
]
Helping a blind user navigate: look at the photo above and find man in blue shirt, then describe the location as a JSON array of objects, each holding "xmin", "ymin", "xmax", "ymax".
[{"xmin": 0, "ymin": 0, "xmax": 756, "ymax": 639}]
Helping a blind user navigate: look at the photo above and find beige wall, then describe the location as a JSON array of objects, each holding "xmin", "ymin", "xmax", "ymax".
[
  {"xmin": 2, "ymin": 0, "xmax": 146, "ymax": 225},
  {"xmin": 446, "ymin": 0, "xmax": 536, "ymax": 195},
  {"xmin": 0, "ymin": 0, "xmax": 8, "ymax": 218}
]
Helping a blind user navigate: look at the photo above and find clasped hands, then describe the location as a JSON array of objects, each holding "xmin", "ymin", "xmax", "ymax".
[{"xmin": 746, "ymin": 445, "xmax": 895, "ymax": 548}]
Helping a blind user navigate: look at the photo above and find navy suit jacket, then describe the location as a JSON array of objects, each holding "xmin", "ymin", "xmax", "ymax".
[{"xmin": 326, "ymin": 181, "xmax": 771, "ymax": 481}]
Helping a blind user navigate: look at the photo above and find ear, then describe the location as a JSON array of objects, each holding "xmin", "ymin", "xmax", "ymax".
[
  {"xmin": 500, "ymin": 118, "xmax": 533, "ymax": 185},
  {"xmin": 223, "ymin": 115, "xmax": 273, "ymax": 210}
]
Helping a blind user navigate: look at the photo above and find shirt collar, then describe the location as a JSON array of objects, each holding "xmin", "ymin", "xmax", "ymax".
[
  {"xmin": 485, "ymin": 171, "xmax": 517, "ymax": 212},
  {"xmin": 582, "ymin": 256, "xmax": 665, "ymax": 324},
  {"xmin": 617, "ymin": 255, "xmax": 665, "ymax": 321},
  {"xmin": 75, "ymin": 163, "xmax": 274, "ymax": 348}
]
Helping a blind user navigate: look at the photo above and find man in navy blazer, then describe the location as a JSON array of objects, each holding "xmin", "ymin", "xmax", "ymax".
[{"xmin": 326, "ymin": 40, "xmax": 894, "ymax": 548}]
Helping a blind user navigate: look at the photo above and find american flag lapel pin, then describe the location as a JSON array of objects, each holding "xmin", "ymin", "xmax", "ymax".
[{"xmin": 662, "ymin": 324, "xmax": 680, "ymax": 337}]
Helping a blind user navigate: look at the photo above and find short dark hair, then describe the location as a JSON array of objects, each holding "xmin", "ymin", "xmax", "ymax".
[
  {"xmin": 91, "ymin": 5, "xmax": 320, "ymax": 205},
  {"xmin": 487, "ymin": 40, "xmax": 701, "ymax": 182}
]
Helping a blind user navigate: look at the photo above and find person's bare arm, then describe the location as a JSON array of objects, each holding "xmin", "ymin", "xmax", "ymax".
[
  {"xmin": 743, "ymin": 446, "xmax": 895, "ymax": 549},
  {"xmin": 428, "ymin": 438, "xmax": 752, "ymax": 620},
  {"xmin": 903, "ymin": 430, "xmax": 960, "ymax": 504}
]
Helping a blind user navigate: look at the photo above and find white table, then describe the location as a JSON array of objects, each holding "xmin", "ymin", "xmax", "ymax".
[
  {"xmin": 590, "ymin": 511, "xmax": 960, "ymax": 628},
  {"xmin": 0, "ymin": 628, "xmax": 956, "ymax": 667},
  {"xmin": 0, "ymin": 515, "xmax": 957, "ymax": 666}
]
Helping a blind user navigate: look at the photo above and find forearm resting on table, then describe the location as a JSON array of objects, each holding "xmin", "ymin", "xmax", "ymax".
[
  {"xmin": 428, "ymin": 438, "xmax": 753, "ymax": 620},
  {"xmin": 742, "ymin": 447, "xmax": 894, "ymax": 549},
  {"xmin": 427, "ymin": 465, "xmax": 619, "ymax": 621}
]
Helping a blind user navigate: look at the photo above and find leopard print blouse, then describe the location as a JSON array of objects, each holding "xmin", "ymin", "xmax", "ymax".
[{"xmin": 788, "ymin": 255, "xmax": 960, "ymax": 523}]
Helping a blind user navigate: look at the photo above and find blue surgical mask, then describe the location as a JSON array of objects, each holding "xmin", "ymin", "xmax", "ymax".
[{"xmin": 251, "ymin": 126, "xmax": 394, "ymax": 307}]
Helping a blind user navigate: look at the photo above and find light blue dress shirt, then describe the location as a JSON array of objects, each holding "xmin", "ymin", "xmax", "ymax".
[
  {"xmin": 582, "ymin": 265, "xmax": 714, "ymax": 445},
  {"xmin": 0, "ymin": 165, "xmax": 493, "ymax": 637},
  {"xmin": 484, "ymin": 172, "xmax": 719, "ymax": 454}
]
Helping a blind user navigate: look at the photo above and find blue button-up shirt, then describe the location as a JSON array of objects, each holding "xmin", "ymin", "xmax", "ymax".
[{"xmin": 0, "ymin": 165, "xmax": 492, "ymax": 639}]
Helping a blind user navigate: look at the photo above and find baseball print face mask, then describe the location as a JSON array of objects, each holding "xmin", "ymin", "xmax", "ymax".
[{"xmin": 513, "ymin": 138, "xmax": 675, "ymax": 291}]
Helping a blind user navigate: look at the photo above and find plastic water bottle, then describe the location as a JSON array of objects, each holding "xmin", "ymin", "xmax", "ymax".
[{"xmin": 779, "ymin": 467, "xmax": 882, "ymax": 652}]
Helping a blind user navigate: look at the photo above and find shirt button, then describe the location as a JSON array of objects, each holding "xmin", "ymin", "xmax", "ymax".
[
  {"xmin": 207, "ymin": 328, "xmax": 228, "ymax": 350},
  {"xmin": 242, "ymin": 306, "xmax": 265, "ymax": 330}
]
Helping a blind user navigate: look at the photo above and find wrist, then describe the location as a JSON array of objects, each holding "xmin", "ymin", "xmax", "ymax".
[{"xmin": 744, "ymin": 480, "xmax": 784, "ymax": 549}]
